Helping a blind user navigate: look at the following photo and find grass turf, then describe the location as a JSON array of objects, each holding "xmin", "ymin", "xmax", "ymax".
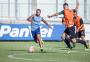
[{"xmin": 0, "ymin": 41, "xmax": 90, "ymax": 62}]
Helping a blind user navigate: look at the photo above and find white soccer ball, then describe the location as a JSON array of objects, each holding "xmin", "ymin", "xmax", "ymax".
[{"xmin": 28, "ymin": 46, "xmax": 35, "ymax": 53}]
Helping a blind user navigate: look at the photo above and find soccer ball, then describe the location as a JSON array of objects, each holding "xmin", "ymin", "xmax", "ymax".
[{"xmin": 28, "ymin": 46, "xmax": 35, "ymax": 53}]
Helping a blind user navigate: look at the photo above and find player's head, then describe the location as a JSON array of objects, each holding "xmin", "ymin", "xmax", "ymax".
[
  {"xmin": 73, "ymin": 9, "xmax": 77, "ymax": 17},
  {"xmin": 63, "ymin": 3, "xmax": 69, "ymax": 9},
  {"xmin": 36, "ymin": 9, "xmax": 41, "ymax": 16}
]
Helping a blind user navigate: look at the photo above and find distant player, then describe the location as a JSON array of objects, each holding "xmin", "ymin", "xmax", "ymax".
[
  {"xmin": 27, "ymin": 9, "xmax": 51, "ymax": 52},
  {"xmin": 73, "ymin": 9, "xmax": 89, "ymax": 48},
  {"xmin": 48, "ymin": 0, "xmax": 79, "ymax": 49}
]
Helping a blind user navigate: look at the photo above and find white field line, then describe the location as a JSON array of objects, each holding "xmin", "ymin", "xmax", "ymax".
[{"xmin": 8, "ymin": 49, "xmax": 90, "ymax": 61}]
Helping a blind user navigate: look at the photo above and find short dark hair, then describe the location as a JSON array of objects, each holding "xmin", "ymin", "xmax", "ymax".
[
  {"xmin": 63, "ymin": 3, "xmax": 68, "ymax": 6},
  {"xmin": 36, "ymin": 9, "xmax": 41, "ymax": 12},
  {"xmin": 73, "ymin": 9, "xmax": 77, "ymax": 13}
]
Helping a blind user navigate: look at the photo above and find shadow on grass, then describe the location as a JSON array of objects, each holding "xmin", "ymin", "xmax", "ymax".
[
  {"xmin": 9, "ymin": 49, "xmax": 59, "ymax": 53},
  {"xmin": 9, "ymin": 49, "xmax": 27, "ymax": 52}
]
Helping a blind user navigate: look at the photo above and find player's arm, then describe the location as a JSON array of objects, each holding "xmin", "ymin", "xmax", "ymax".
[
  {"xmin": 27, "ymin": 14, "xmax": 35, "ymax": 22},
  {"xmin": 42, "ymin": 18, "xmax": 51, "ymax": 28},
  {"xmin": 48, "ymin": 13, "xmax": 60, "ymax": 18},
  {"xmin": 62, "ymin": 17, "xmax": 66, "ymax": 24},
  {"xmin": 77, "ymin": 18, "xmax": 84, "ymax": 32},
  {"xmin": 48, "ymin": 10, "xmax": 64, "ymax": 18},
  {"xmin": 75, "ymin": 0, "xmax": 79, "ymax": 10},
  {"xmin": 79, "ymin": 18, "xmax": 84, "ymax": 30}
]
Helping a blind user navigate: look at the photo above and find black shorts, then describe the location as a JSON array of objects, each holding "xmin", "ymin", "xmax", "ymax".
[
  {"xmin": 64, "ymin": 26, "xmax": 76, "ymax": 39},
  {"xmin": 76, "ymin": 30, "xmax": 85, "ymax": 38}
]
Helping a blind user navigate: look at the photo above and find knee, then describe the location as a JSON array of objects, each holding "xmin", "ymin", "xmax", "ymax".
[
  {"xmin": 72, "ymin": 38, "xmax": 76, "ymax": 43},
  {"xmin": 61, "ymin": 35, "xmax": 65, "ymax": 40},
  {"xmin": 81, "ymin": 36, "xmax": 85, "ymax": 41}
]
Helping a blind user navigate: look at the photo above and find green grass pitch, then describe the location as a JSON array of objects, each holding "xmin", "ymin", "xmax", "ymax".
[{"xmin": 0, "ymin": 41, "xmax": 90, "ymax": 62}]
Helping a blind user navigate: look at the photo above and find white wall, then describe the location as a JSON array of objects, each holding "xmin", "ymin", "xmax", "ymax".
[
  {"xmin": 0, "ymin": 0, "xmax": 90, "ymax": 23},
  {"xmin": 37, "ymin": 0, "xmax": 56, "ymax": 17}
]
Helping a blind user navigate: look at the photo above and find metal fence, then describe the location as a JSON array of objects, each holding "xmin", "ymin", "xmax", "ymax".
[{"xmin": 0, "ymin": 0, "xmax": 90, "ymax": 23}]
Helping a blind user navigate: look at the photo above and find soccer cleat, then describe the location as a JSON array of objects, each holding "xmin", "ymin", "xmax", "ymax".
[
  {"xmin": 83, "ymin": 42, "xmax": 88, "ymax": 49},
  {"xmin": 69, "ymin": 46, "xmax": 73, "ymax": 50},
  {"xmin": 40, "ymin": 48, "xmax": 43, "ymax": 52},
  {"xmin": 85, "ymin": 40, "xmax": 89, "ymax": 49},
  {"xmin": 84, "ymin": 44, "xmax": 88, "ymax": 49}
]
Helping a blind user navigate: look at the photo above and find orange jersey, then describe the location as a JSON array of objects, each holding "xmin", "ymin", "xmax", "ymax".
[
  {"xmin": 74, "ymin": 16, "xmax": 85, "ymax": 31},
  {"xmin": 64, "ymin": 9, "xmax": 74, "ymax": 27}
]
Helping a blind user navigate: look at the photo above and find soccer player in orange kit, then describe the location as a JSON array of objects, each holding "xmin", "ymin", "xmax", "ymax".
[
  {"xmin": 48, "ymin": 0, "xmax": 79, "ymax": 49},
  {"xmin": 73, "ymin": 9, "xmax": 89, "ymax": 48}
]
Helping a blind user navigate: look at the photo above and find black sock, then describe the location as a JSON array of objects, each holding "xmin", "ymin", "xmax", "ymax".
[
  {"xmin": 77, "ymin": 39, "xmax": 88, "ymax": 48},
  {"xmin": 64, "ymin": 38, "xmax": 72, "ymax": 49}
]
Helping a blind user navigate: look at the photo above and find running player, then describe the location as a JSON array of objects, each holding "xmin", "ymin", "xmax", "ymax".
[
  {"xmin": 27, "ymin": 9, "xmax": 51, "ymax": 52},
  {"xmin": 48, "ymin": 0, "xmax": 79, "ymax": 49},
  {"xmin": 73, "ymin": 9, "xmax": 89, "ymax": 48}
]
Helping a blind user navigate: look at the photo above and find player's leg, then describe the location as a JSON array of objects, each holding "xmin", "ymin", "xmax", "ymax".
[
  {"xmin": 62, "ymin": 29, "xmax": 72, "ymax": 49},
  {"xmin": 71, "ymin": 38, "xmax": 76, "ymax": 48},
  {"xmin": 69, "ymin": 26, "xmax": 76, "ymax": 48},
  {"xmin": 61, "ymin": 32, "xmax": 66, "ymax": 40},
  {"xmin": 65, "ymin": 38, "xmax": 73, "ymax": 49},
  {"xmin": 36, "ymin": 34, "xmax": 44, "ymax": 52},
  {"xmin": 31, "ymin": 28, "xmax": 44, "ymax": 52},
  {"xmin": 31, "ymin": 30, "xmax": 39, "ymax": 43},
  {"xmin": 35, "ymin": 28, "xmax": 44, "ymax": 52},
  {"xmin": 77, "ymin": 31, "xmax": 89, "ymax": 48}
]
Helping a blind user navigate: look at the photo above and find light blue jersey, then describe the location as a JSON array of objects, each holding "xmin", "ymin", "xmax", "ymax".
[{"xmin": 31, "ymin": 15, "xmax": 43, "ymax": 31}]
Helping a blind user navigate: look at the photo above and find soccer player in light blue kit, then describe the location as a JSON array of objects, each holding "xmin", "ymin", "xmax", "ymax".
[{"xmin": 27, "ymin": 9, "xmax": 51, "ymax": 52}]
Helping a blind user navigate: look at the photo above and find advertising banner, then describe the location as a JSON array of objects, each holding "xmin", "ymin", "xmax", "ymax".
[{"xmin": 0, "ymin": 24, "xmax": 65, "ymax": 41}]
